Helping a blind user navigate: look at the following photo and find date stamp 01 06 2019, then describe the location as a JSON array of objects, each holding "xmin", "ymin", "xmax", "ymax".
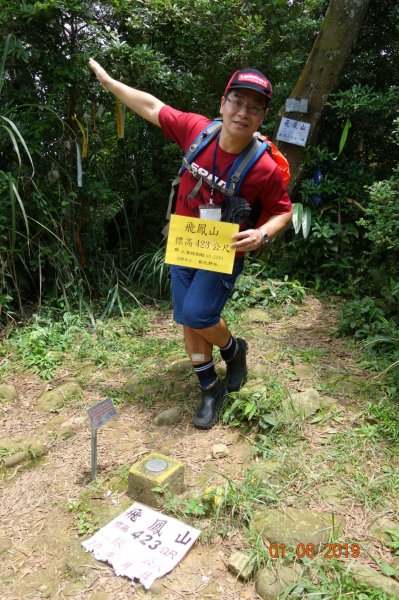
[{"xmin": 268, "ymin": 542, "xmax": 361, "ymax": 560}]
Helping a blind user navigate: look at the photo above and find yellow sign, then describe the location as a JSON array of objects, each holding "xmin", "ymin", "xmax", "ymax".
[{"xmin": 165, "ymin": 215, "xmax": 239, "ymax": 274}]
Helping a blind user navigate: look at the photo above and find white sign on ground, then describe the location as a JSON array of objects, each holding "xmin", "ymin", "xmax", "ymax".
[{"xmin": 82, "ymin": 502, "xmax": 200, "ymax": 589}]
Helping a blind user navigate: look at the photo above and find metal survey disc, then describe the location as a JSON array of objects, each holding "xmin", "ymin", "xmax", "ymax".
[{"xmin": 145, "ymin": 458, "xmax": 168, "ymax": 473}]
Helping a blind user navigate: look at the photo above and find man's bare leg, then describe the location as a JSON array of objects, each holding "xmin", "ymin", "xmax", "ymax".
[
  {"xmin": 184, "ymin": 319, "xmax": 247, "ymax": 429},
  {"xmin": 183, "ymin": 318, "xmax": 231, "ymax": 363},
  {"xmin": 186, "ymin": 317, "xmax": 247, "ymax": 393}
]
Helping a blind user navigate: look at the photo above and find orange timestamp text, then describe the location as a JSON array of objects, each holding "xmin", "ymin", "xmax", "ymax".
[{"xmin": 268, "ymin": 542, "xmax": 361, "ymax": 560}]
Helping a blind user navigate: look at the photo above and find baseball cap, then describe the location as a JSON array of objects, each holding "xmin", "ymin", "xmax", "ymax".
[{"xmin": 224, "ymin": 68, "xmax": 272, "ymax": 103}]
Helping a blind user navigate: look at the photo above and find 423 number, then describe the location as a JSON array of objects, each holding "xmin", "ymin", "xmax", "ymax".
[{"xmin": 131, "ymin": 530, "xmax": 162, "ymax": 550}]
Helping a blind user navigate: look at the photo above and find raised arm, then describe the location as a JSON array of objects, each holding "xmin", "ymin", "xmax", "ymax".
[{"xmin": 88, "ymin": 58, "xmax": 165, "ymax": 127}]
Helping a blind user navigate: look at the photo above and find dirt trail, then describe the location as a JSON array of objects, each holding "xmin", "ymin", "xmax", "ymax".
[{"xmin": 0, "ymin": 297, "xmax": 396, "ymax": 599}]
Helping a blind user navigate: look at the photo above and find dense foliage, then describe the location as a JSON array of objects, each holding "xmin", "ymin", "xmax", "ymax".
[
  {"xmin": 0, "ymin": 0, "xmax": 327, "ymax": 317},
  {"xmin": 0, "ymin": 0, "xmax": 398, "ymax": 390},
  {"xmin": 279, "ymin": 0, "xmax": 398, "ymax": 390}
]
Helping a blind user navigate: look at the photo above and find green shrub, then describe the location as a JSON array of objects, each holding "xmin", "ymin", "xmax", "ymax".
[
  {"xmin": 358, "ymin": 168, "xmax": 399, "ymax": 251},
  {"xmin": 338, "ymin": 297, "xmax": 387, "ymax": 338}
]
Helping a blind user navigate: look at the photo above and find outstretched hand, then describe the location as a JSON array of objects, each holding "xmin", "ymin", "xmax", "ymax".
[
  {"xmin": 88, "ymin": 58, "xmax": 112, "ymax": 89},
  {"xmin": 87, "ymin": 58, "xmax": 164, "ymax": 126}
]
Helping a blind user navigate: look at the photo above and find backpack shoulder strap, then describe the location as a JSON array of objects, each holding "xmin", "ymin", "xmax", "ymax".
[
  {"xmin": 178, "ymin": 119, "xmax": 223, "ymax": 176},
  {"xmin": 225, "ymin": 138, "xmax": 269, "ymax": 195},
  {"xmin": 163, "ymin": 120, "xmax": 222, "ymax": 237}
]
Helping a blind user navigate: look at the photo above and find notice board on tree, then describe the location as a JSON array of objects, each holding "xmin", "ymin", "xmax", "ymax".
[
  {"xmin": 82, "ymin": 502, "xmax": 200, "ymax": 589},
  {"xmin": 276, "ymin": 117, "xmax": 311, "ymax": 147},
  {"xmin": 165, "ymin": 214, "xmax": 239, "ymax": 274}
]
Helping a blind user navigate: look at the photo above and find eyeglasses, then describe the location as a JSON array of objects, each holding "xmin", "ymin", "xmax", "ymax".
[{"xmin": 225, "ymin": 96, "xmax": 266, "ymax": 116}]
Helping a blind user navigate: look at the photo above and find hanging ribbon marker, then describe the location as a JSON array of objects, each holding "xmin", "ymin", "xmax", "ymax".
[
  {"xmin": 83, "ymin": 125, "xmax": 88, "ymax": 158},
  {"xmin": 76, "ymin": 142, "xmax": 83, "ymax": 187},
  {"xmin": 115, "ymin": 98, "xmax": 125, "ymax": 139},
  {"xmin": 72, "ymin": 113, "xmax": 88, "ymax": 158}
]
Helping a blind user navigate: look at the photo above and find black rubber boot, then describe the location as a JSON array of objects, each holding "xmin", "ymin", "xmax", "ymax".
[
  {"xmin": 193, "ymin": 379, "xmax": 227, "ymax": 429},
  {"xmin": 225, "ymin": 338, "xmax": 248, "ymax": 392}
]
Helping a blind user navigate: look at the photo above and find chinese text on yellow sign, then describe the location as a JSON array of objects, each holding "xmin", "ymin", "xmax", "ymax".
[{"xmin": 165, "ymin": 215, "xmax": 239, "ymax": 274}]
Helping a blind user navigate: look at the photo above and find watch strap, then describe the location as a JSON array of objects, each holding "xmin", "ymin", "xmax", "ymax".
[{"xmin": 257, "ymin": 228, "xmax": 269, "ymax": 246}]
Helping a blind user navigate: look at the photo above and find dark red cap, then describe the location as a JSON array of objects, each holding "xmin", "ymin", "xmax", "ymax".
[{"xmin": 225, "ymin": 68, "xmax": 272, "ymax": 103}]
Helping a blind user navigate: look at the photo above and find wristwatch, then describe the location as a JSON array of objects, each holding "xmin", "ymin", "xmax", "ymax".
[{"xmin": 257, "ymin": 228, "xmax": 269, "ymax": 247}]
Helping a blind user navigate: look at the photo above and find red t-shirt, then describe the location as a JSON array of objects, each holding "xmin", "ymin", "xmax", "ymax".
[{"xmin": 159, "ymin": 105, "xmax": 291, "ymax": 226}]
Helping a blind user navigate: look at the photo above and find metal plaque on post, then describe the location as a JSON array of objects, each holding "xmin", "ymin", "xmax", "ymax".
[{"xmin": 87, "ymin": 398, "xmax": 117, "ymax": 480}]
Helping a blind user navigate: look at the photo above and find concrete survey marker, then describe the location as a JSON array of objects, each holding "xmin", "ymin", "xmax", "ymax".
[
  {"xmin": 145, "ymin": 458, "xmax": 168, "ymax": 472},
  {"xmin": 128, "ymin": 452, "xmax": 185, "ymax": 508}
]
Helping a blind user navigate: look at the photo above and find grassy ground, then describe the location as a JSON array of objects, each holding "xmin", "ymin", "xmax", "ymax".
[{"xmin": 0, "ymin": 282, "xmax": 398, "ymax": 599}]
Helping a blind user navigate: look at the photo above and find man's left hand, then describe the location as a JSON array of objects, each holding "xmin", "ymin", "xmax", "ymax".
[{"xmin": 231, "ymin": 229, "xmax": 263, "ymax": 252}]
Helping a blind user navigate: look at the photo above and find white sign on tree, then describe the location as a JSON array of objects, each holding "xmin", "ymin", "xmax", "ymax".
[{"xmin": 276, "ymin": 117, "xmax": 311, "ymax": 147}]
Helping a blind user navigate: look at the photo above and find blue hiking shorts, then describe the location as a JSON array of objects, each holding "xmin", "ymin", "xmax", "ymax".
[{"xmin": 170, "ymin": 258, "xmax": 244, "ymax": 329}]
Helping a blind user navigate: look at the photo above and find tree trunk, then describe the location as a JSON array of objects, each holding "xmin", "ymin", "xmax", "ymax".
[{"xmin": 274, "ymin": 0, "xmax": 372, "ymax": 194}]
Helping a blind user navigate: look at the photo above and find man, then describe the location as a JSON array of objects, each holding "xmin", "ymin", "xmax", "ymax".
[{"xmin": 88, "ymin": 58, "xmax": 292, "ymax": 429}]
